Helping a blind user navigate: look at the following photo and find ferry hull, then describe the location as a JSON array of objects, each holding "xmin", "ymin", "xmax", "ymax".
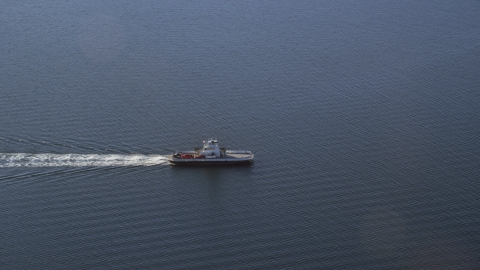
[{"xmin": 168, "ymin": 158, "xmax": 253, "ymax": 166}]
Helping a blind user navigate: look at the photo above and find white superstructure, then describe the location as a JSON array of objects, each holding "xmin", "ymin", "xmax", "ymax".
[{"xmin": 199, "ymin": 139, "xmax": 222, "ymax": 158}]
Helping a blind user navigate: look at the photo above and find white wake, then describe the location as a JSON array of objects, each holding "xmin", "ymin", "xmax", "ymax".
[{"xmin": 0, "ymin": 153, "xmax": 168, "ymax": 167}]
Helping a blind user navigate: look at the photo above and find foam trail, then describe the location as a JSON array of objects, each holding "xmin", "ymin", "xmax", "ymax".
[{"xmin": 0, "ymin": 153, "xmax": 168, "ymax": 167}]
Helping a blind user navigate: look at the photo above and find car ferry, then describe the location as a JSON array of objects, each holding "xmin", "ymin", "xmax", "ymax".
[{"xmin": 167, "ymin": 139, "xmax": 254, "ymax": 165}]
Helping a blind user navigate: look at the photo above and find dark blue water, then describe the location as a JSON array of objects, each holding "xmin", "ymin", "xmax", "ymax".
[{"xmin": 1, "ymin": 1, "xmax": 480, "ymax": 269}]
